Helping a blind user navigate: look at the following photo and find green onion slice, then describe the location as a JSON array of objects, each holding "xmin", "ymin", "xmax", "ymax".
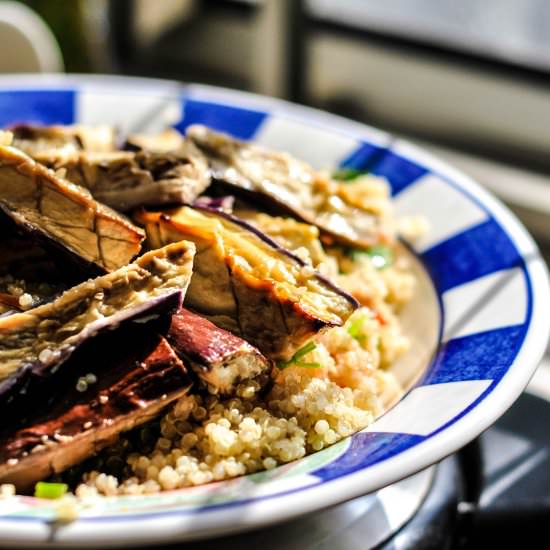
[
  {"xmin": 348, "ymin": 245, "xmax": 393, "ymax": 269},
  {"xmin": 277, "ymin": 341, "xmax": 322, "ymax": 370},
  {"xmin": 291, "ymin": 341, "xmax": 317, "ymax": 360},
  {"xmin": 34, "ymin": 481, "xmax": 68, "ymax": 499},
  {"xmin": 347, "ymin": 315, "xmax": 367, "ymax": 343},
  {"xmin": 332, "ymin": 167, "xmax": 366, "ymax": 181}
]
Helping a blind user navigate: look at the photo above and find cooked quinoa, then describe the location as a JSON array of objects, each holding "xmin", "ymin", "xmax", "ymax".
[
  {"xmin": 0, "ymin": 275, "xmax": 56, "ymax": 314},
  {"xmin": 0, "ymin": 162, "xmax": 422, "ymax": 500},
  {"xmin": 0, "ymin": 117, "xmax": 435, "ymax": 513},
  {"xmin": 71, "ymin": 190, "xmax": 422, "ymax": 497},
  {"xmin": 74, "ymin": 247, "xmax": 415, "ymax": 497}
]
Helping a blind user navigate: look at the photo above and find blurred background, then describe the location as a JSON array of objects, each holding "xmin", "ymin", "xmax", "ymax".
[
  {"xmin": 1, "ymin": 0, "xmax": 548, "ymax": 263},
  {"xmin": 1, "ymin": 1, "xmax": 549, "ymax": 546}
]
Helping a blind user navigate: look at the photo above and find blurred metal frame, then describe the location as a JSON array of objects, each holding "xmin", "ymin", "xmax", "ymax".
[
  {"xmin": 107, "ymin": 0, "xmax": 307, "ymax": 102},
  {"xmin": 107, "ymin": 0, "xmax": 138, "ymax": 74},
  {"xmin": 251, "ymin": 0, "xmax": 307, "ymax": 102}
]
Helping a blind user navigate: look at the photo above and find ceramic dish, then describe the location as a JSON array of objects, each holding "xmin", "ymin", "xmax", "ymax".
[{"xmin": 0, "ymin": 74, "xmax": 548, "ymax": 548}]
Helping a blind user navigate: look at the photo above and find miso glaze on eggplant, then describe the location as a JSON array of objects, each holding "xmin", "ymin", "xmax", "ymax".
[
  {"xmin": 187, "ymin": 124, "xmax": 396, "ymax": 249},
  {"xmin": 135, "ymin": 206, "xmax": 357, "ymax": 360},
  {"xmin": 0, "ymin": 241, "xmax": 195, "ymax": 411},
  {"xmin": 0, "ymin": 141, "xmax": 144, "ymax": 273}
]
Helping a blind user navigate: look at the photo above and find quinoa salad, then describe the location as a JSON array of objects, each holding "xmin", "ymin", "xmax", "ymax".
[{"xmin": 0, "ymin": 123, "xmax": 427, "ymax": 508}]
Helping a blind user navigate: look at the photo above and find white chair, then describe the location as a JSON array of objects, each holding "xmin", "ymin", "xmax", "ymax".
[{"xmin": 0, "ymin": 1, "xmax": 63, "ymax": 73}]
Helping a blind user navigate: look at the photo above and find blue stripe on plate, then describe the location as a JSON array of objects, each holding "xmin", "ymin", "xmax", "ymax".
[
  {"xmin": 370, "ymin": 150, "xmax": 428, "ymax": 195},
  {"xmin": 422, "ymin": 218, "xmax": 522, "ymax": 294},
  {"xmin": 421, "ymin": 325, "xmax": 527, "ymax": 385},
  {"xmin": 0, "ymin": 89, "xmax": 75, "ymax": 127},
  {"xmin": 338, "ymin": 145, "xmax": 427, "ymax": 195},
  {"xmin": 174, "ymin": 99, "xmax": 267, "ymax": 139},
  {"xmin": 339, "ymin": 142, "xmax": 385, "ymax": 170},
  {"xmin": 313, "ymin": 433, "xmax": 424, "ymax": 482}
]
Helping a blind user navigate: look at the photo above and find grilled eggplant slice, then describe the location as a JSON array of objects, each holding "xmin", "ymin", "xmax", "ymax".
[
  {"xmin": 136, "ymin": 206, "xmax": 357, "ymax": 360},
  {"xmin": 21, "ymin": 127, "xmax": 210, "ymax": 211},
  {"xmin": 187, "ymin": 124, "xmax": 396, "ymax": 248},
  {"xmin": 168, "ymin": 308, "xmax": 272, "ymax": 395},
  {"xmin": 0, "ymin": 327, "xmax": 192, "ymax": 492},
  {"xmin": 236, "ymin": 211, "xmax": 331, "ymax": 268},
  {"xmin": 0, "ymin": 143, "xmax": 144, "ymax": 273},
  {"xmin": 0, "ymin": 241, "xmax": 196, "ymax": 411},
  {"xmin": 11, "ymin": 124, "xmax": 117, "ymax": 155},
  {"xmin": 124, "ymin": 128, "xmax": 186, "ymax": 153},
  {"xmin": 30, "ymin": 145, "xmax": 210, "ymax": 211}
]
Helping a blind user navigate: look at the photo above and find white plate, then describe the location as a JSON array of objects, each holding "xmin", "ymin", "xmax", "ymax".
[{"xmin": 0, "ymin": 74, "xmax": 548, "ymax": 548}]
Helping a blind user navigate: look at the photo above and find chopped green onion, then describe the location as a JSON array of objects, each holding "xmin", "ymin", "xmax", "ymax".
[
  {"xmin": 367, "ymin": 245, "xmax": 393, "ymax": 269},
  {"xmin": 332, "ymin": 167, "xmax": 366, "ymax": 181},
  {"xmin": 34, "ymin": 481, "xmax": 68, "ymax": 499},
  {"xmin": 347, "ymin": 315, "xmax": 366, "ymax": 343},
  {"xmin": 348, "ymin": 245, "xmax": 393, "ymax": 269},
  {"xmin": 277, "ymin": 342, "xmax": 322, "ymax": 370},
  {"xmin": 293, "ymin": 362, "xmax": 323, "ymax": 369},
  {"xmin": 291, "ymin": 341, "xmax": 317, "ymax": 360}
]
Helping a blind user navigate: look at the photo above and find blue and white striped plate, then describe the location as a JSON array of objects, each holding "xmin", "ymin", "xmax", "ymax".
[{"xmin": 0, "ymin": 75, "xmax": 548, "ymax": 547}]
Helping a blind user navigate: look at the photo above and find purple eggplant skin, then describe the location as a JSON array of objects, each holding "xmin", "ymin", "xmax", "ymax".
[
  {"xmin": 168, "ymin": 308, "xmax": 272, "ymax": 395},
  {"xmin": 0, "ymin": 326, "xmax": 193, "ymax": 492},
  {"xmin": 0, "ymin": 290, "xmax": 182, "ymax": 415},
  {"xmin": 192, "ymin": 195, "xmax": 235, "ymax": 213},
  {"xmin": 0, "ymin": 241, "xmax": 195, "ymax": 415}
]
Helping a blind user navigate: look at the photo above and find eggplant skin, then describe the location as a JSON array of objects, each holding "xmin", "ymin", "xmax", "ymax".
[
  {"xmin": 168, "ymin": 308, "xmax": 272, "ymax": 395},
  {"xmin": 0, "ymin": 241, "xmax": 196, "ymax": 413},
  {"xmin": 193, "ymin": 195, "xmax": 235, "ymax": 213},
  {"xmin": 0, "ymin": 143, "xmax": 144, "ymax": 274},
  {"xmin": 187, "ymin": 124, "xmax": 396, "ymax": 249},
  {"xmin": 0, "ymin": 328, "xmax": 192, "ymax": 492},
  {"xmin": 135, "ymin": 206, "xmax": 357, "ymax": 360}
]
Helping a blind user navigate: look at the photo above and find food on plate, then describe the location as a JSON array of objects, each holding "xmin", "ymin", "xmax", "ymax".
[
  {"xmin": 168, "ymin": 308, "xmax": 272, "ymax": 396},
  {"xmin": 123, "ymin": 128, "xmax": 187, "ymax": 153},
  {"xmin": 187, "ymin": 124, "xmax": 396, "ymax": 248},
  {"xmin": 135, "ymin": 205, "xmax": 358, "ymax": 360},
  {"xmin": 11, "ymin": 124, "xmax": 117, "ymax": 155},
  {"xmin": 0, "ymin": 121, "xmax": 419, "ymax": 505},
  {"xmin": 0, "ymin": 136, "xmax": 144, "ymax": 274},
  {"xmin": 0, "ymin": 326, "xmax": 192, "ymax": 491},
  {"xmin": 236, "ymin": 211, "xmax": 333, "ymax": 269},
  {"xmin": 0, "ymin": 242, "xmax": 195, "ymax": 416},
  {"xmin": 20, "ymin": 130, "xmax": 210, "ymax": 211}
]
